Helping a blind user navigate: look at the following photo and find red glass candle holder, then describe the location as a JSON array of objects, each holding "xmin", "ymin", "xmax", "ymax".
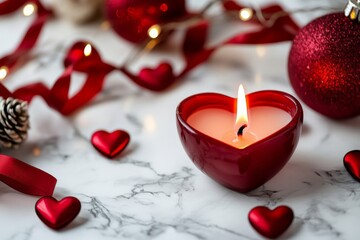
[{"xmin": 176, "ymin": 90, "xmax": 303, "ymax": 193}]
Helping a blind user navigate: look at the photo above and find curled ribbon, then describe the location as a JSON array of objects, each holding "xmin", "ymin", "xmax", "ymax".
[
  {"xmin": 0, "ymin": 154, "xmax": 56, "ymax": 196},
  {"xmin": 0, "ymin": 0, "xmax": 300, "ymax": 116},
  {"xmin": 0, "ymin": 0, "xmax": 52, "ymax": 76}
]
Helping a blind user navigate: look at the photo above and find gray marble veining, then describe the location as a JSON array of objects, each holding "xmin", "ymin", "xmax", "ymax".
[{"xmin": 0, "ymin": 1, "xmax": 358, "ymax": 239}]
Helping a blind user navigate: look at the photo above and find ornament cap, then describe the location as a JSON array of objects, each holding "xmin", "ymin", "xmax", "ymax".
[{"xmin": 344, "ymin": 0, "xmax": 360, "ymax": 22}]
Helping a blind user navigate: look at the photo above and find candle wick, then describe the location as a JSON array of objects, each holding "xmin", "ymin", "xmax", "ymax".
[{"xmin": 237, "ymin": 124, "xmax": 247, "ymax": 136}]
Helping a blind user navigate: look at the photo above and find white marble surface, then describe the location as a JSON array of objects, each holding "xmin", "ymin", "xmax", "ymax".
[{"xmin": 1, "ymin": 0, "xmax": 359, "ymax": 239}]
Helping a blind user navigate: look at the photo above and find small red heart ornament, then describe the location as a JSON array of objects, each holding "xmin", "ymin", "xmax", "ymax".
[
  {"xmin": 35, "ymin": 196, "xmax": 81, "ymax": 230},
  {"xmin": 248, "ymin": 205, "xmax": 294, "ymax": 239},
  {"xmin": 344, "ymin": 150, "xmax": 360, "ymax": 182},
  {"xmin": 138, "ymin": 62, "xmax": 176, "ymax": 91},
  {"xmin": 91, "ymin": 130, "xmax": 130, "ymax": 158}
]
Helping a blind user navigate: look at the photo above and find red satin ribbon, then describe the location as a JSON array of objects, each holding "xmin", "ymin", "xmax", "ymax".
[
  {"xmin": 0, "ymin": 0, "xmax": 51, "ymax": 75},
  {"xmin": 0, "ymin": 0, "xmax": 27, "ymax": 15},
  {"xmin": 0, "ymin": 154, "xmax": 56, "ymax": 196},
  {"xmin": 0, "ymin": 0, "xmax": 300, "ymax": 116},
  {"xmin": 180, "ymin": 3, "xmax": 300, "ymax": 77},
  {"xmin": 1, "ymin": 42, "xmax": 113, "ymax": 115}
]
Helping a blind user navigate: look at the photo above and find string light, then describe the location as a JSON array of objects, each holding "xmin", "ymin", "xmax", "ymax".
[
  {"xmin": 121, "ymin": 1, "xmax": 339, "ymax": 69},
  {"xmin": 239, "ymin": 8, "xmax": 254, "ymax": 21},
  {"xmin": 100, "ymin": 21, "xmax": 111, "ymax": 30},
  {"xmin": 144, "ymin": 115, "xmax": 157, "ymax": 134},
  {"xmin": 84, "ymin": 44, "xmax": 92, "ymax": 56},
  {"xmin": 32, "ymin": 147, "xmax": 41, "ymax": 156},
  {"xmin": 256, "ymin": 46, "xmax": 266, "ymax": 57},
  {"xmin": 0, "ymin": 66, "xmax": 8, "ymax": 80},
  {"xmin": 148, "ymin": 24, "xmax": 161, "ymax": 39},
  {"xmin": 23, "ymin": 3, "xmax": 36, "ymax": 17},
  {"xmin": 253, "ymin": 5, "xmax": 339, "ymax": 28}
]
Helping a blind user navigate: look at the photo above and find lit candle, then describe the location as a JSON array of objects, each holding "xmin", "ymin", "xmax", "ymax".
[
  {"xmin": 176, "ymin": 87, "xmax": 303, "ymax": 192},
  {"xmin": 187, "ymin": 85, "xmax": 291, "ymax": 149}
]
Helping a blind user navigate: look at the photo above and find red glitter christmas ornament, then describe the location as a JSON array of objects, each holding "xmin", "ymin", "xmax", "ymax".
[
  {"xmin": 105, "ymin": 0, "xmax": 188, "ymax": 43},
  {"xmin": 288, "ymin": 12, "xmax": 360, "ymax": 119}
]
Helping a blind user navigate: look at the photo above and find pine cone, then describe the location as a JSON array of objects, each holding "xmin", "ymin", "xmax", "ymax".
[{"xmin": 0, "ymin": 97, "xmax": 30, "ymax": 148}]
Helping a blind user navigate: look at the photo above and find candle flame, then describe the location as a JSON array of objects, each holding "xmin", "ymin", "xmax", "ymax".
[{"xmin": 235, "ymin": 84, "xmax": 249, "ymax": 134}]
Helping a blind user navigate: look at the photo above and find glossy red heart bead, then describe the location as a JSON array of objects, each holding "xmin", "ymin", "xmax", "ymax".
[
  {"xmin": 35, "ymin": 196, "xmax": 81, "ymax": 230},
  {"xmin": 138, "ymin": 62, "xmax": 175, "ymax": 91},
  {"xmin": 91, "ymin": 130, "xmax": 130, "ymax": 158},
  {"xmin": 248, "ymin": 206, "xmax": 294, "ymax": 239},
  {"xmin": 344, "ymin": 150, "xmax": 360, "ymax": 182}
]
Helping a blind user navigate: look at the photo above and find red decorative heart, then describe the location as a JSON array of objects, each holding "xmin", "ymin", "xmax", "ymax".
[
  {"xmin": 248, "ymin": 206, "xmax": 294, "ymax": 239},
  {"xmin": 35, "ymin": 196, "xmax": 81, "ymax": 230},
  {"xmin": 344, "ymin": 150, "xmax": 360, "ymax": 181},
  {"xmin": 91, "ymin": 130, "xmax": 130, "ymax": 158},
  {"xmin": 138, "ymin": 62, "xmax": 176, "ymax": 91}
]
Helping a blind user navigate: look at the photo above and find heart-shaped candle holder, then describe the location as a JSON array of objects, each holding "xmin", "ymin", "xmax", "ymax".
[{"xmin": 176, "ymin": 90, "xmax": 303, "ymax": 192}]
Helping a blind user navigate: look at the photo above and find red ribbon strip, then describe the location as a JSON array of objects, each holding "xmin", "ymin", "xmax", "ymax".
[
  {"xmin": 0, "ymin": 0, "xmax": 300, "ymax": 116},
  {"xmin": 0, "ymin": 0, "xmax": 27, "ymax": 15},
  {"xmin": 180, "ymin": 2, "xmax": 300, "ymax": 78},
  {"xmin": 0, "ymin": 154, "xmax": 56, "ymax": 196},
  {"xmin": 0, "ymin": 0, "xmax": 52, "ymax": 76}
]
